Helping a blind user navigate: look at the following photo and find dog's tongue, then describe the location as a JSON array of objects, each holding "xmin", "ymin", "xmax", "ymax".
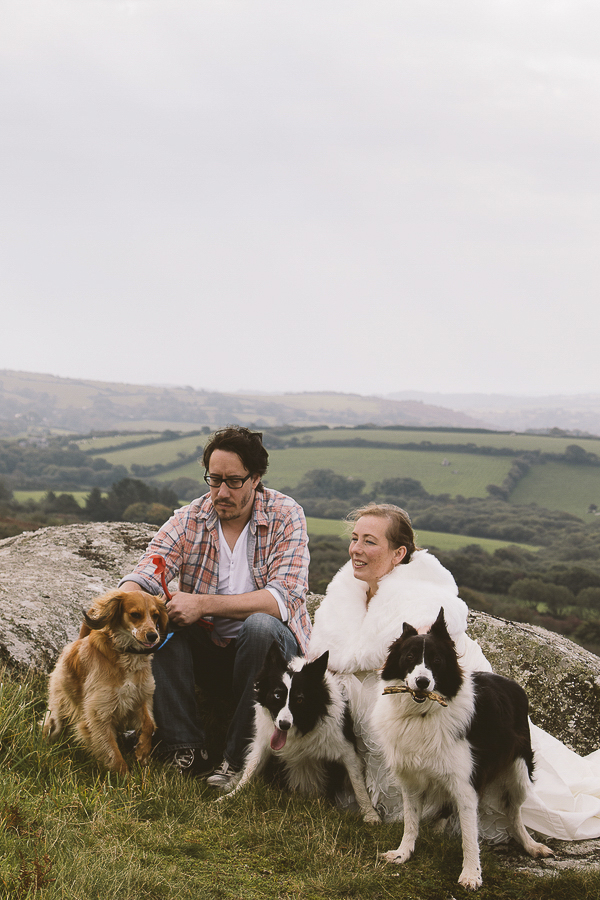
[{"xmin": 270, "ymin": 728, "xmax": 287, "ymax": 751}]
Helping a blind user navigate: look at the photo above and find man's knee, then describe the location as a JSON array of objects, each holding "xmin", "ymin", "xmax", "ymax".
[{"xmin": 236, "ymin": 613, "xmax": 297, "ymax": 659}]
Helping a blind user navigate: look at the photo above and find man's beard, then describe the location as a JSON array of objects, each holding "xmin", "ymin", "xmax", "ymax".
[{"xmin": 214, "ymin": 487, "xmax": 254, "ymax": 521}]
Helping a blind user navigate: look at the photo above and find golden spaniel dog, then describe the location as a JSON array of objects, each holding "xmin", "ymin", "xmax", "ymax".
[{"xmin": 43, "ymin": 589, "xmax": 168, "ymax": 775}]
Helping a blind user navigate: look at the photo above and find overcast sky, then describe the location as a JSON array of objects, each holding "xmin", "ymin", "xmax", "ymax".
[{"xmin": 1, "ymin": 1, "xmax": 599, "ymax": 398}]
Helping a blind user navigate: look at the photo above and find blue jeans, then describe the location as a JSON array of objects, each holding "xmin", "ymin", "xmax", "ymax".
[{"xmin": 151, "ymin": 613, "xmax": 300, "ymax": 770}]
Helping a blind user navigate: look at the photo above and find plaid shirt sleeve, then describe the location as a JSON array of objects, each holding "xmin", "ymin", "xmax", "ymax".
[
  {"xmin": 251, "ymin": 489, "xmax": 311, "ymax": 654},
  {"xmin": 119, "ymin": 497, "xmax": 219, "ymax": 596}
]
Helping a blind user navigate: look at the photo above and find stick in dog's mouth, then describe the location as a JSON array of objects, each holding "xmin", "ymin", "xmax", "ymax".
[{"xmin": 382, "ymin": 685, "xmax": 449, "ymax": 707}]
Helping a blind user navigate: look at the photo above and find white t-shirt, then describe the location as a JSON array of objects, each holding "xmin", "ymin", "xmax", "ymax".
[{"xmin": 212, "ymin": 521, "xmax": 287, "ymax": 640}]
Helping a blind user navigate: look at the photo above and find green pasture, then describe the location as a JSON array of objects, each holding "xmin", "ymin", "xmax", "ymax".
[
  {"xmin": 45, "ymin": 427, "xmax": 600, "ymax": 518},
  {"xmin": 289, "ymin": 427, "xmax": 600, "ymax": 455},
  {"xmin": 13, "ymin": 491, "xmax": 90, "ymax": 507},
  {"xmin": 122, "ymin": 420, "xmax": 210, "ymax": 431},
  {"xmin": 89, "ymin": 433, "xmax": 206, "ymax": 468},
  {"xmin": 509, "ymin": 461, "xmax": 600, "ymax": 519},
  {"xmin": 306, "ymin": 517, "xmax": 539, "ymax": 554},
  {"xmin": 151, "ymin": 446, "xmax": 513, "ymax": 499},
  {"xmin": 76, "ymin": 433, "xmax": 158, "ymax": 451},
  {"xmin": 267, "ymin": 446, "xmax": 513, "ymax": 497}
]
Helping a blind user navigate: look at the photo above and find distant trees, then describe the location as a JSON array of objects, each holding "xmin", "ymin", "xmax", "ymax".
[
  {"xmin": 293, "ymin": 468, "xmax": 366, "ymax": 500},
  {"xmin": 282, "ymin": 469, "xmax": 366, "ymax": 519},
  {"xmin": 84, "ymin": 478, "xmax": 178, "ymax": 523},
  {"xmin": 0, "ymin": 437, "xmax": 126, "ymax": 489}
]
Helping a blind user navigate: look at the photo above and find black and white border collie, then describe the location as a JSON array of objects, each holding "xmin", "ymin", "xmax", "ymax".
[
  {"xmin": 223, "ymin": 642, "xmax": 380, "ymax": 824},
  {"xmin": 371, "ymin": 609, "xmax": 553, "ymax": 891}
]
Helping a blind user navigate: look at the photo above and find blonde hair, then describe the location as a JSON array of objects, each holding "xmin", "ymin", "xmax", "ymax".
[{"xmin": 346, "ymin": 502, "xmax": 420, "ymax": 564}]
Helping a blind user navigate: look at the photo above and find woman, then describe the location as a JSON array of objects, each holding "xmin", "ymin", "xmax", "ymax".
[{"xmin": 308, "ymin": 503, "xmax": 600, "ymax": 840}]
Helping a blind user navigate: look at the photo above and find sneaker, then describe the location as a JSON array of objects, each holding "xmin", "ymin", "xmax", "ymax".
[
  {"xmin": 164, "ymin": 747, "xmax": 213, "ymax": 778},
  {"xmin": 206, "ymin": 759, "xmax": 240, "ymax": 790}
]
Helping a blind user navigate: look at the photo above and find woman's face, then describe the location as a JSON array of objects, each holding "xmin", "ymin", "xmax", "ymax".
[{"xmin": 349, "ymin": 514, "xmax": 407, "ymax": 595}]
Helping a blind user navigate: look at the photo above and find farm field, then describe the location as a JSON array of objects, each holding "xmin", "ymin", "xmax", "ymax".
[
  {"xmin": 13, "ymin": 491, "xmax": 90, "ymax": 507},
  {"xmin": 305, "ymin": 517, "xmax": 539, "ymax": 553},
  {"xmin": 267, "ymin": 447, "xmax": 514, "ymax": 497},
  {"xmin": 148, "ymin": 446, "xmax": 514, "ymax": 500},
  {"xmin": 76, "ymin": 426, "xmax": 600, "ymax": 516},
  {"xmin": 508, "ymin": 461, "xmax": 600, "ymax": 519},
  {"xmin": 288, "ymin": 427, "xmax": 600, "ymax": 454},
  {"xmin": 77, "ymin": 433, "xmax": 158, "ymax": 450},
  {"xmin": 88, "ymin": 433, "xmax": 206, "ymax": 468}
]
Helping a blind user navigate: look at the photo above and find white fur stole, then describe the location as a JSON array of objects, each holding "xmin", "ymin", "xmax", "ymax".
[{"xmin": 308, "ymin": 550, "xmax": 468, "ymax": 674}]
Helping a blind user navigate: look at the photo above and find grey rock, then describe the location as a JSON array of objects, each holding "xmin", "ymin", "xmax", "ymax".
[
  {"xmin": 467, "ymin": 610, "xmax": 600, "ymax": 757},
  {"xmin": 0, "ymin": 522, "xmax": 156, "ymax": 672}
]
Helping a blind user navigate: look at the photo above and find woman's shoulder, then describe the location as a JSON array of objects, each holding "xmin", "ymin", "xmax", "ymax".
[{"xmin": 395, "ymin": 548, "xmax": 458, "ymax": 590}]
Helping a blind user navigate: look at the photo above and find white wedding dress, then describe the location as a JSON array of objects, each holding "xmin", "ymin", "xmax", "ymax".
[{"xmin": 308, "ymin": 554, "xmax": 600, "ymax": 841}]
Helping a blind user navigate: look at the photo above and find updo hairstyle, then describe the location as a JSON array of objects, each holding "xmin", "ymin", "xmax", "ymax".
[{"xmin": 346, "ymin": 502, "xmax": 420, "ymax": 565}]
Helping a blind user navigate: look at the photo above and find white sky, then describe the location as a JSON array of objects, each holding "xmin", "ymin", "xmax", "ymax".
[{"xmin": 1, "ymin": 0, "xmax": 599, "ymax": 397}]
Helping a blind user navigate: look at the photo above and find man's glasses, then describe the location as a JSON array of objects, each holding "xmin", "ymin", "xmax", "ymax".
[{"xmin": 204, "ymin": 472, "xmax": 253, "ymax": 490}]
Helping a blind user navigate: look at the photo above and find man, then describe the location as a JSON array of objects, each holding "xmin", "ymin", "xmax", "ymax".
[{"xmin": 119, "ymin": 426, "xmax": 311, "ymax": 788}]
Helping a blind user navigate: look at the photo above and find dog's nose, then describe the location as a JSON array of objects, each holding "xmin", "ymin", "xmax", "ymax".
[
  {"xmin": 147, "ymin": 631, "xmax": 158, "ymax": 643},
  {"xmin": 278, "ymin": 720, "xmax": 292, "ymax": 731},
  {"xmin": 416, "ymin": 676, "xmax": 430, "ymax": 691}
]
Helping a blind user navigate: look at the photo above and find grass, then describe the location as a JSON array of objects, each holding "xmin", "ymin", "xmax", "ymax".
[
  {"xmin": 76, "ymin": 434, "xmax": 159, "ymax": 451},
  {"xmin": 305, "ymin": 518, "xmax": 540, "ymax": 553},
  {"xmin": 150, "ymin": 448, "xmax": 512, "ymax": 500},
  {"xmin": 13, "ymin": 492, "xmax": 92, "ymax": 508},
  {"xmin": 75, "ymin": 426, "xmax": 600, "ymax": 512},
  {"xmin": 0, "ymin": 669, "xmax": 598, "ymax": 900},
  {"xmin": 290, "ymin": 427, "xmax": 600, "ymax": 454},
  {"xmin": 87, "ymin": 434, "xmax": 206, "ymax": 468},
  {"xmin": 509, "ymin": 461, "xmax": 600, "ymax": 518},
  {"xmin": 265, "ymin": 447, "xmax": 513, "ymax": 498}
]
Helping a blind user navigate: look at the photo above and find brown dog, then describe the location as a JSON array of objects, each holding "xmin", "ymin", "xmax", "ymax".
[{"xmin": 43, "ymin": 589, "xmax": 168, "ymax": 775}]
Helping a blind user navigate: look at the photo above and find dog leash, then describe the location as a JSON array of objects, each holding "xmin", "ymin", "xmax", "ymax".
[{"xmin": 150, "ymin": 555, "xmax": 214, "ymax": 651}]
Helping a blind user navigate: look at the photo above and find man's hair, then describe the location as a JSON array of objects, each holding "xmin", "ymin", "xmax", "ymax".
[{"xmin": 202, "ymin": 426, "xmax": 269, "ymax": 479}]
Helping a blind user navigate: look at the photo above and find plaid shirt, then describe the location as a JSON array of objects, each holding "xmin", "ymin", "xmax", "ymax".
[{"xmin": 121, "ymin": 487, "xmax": 311, "ymax": 654}]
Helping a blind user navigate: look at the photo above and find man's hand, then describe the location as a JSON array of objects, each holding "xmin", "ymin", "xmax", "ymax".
[{"xmin": 166, "ymin": 591, "xmax": 208, "ymax": 627}]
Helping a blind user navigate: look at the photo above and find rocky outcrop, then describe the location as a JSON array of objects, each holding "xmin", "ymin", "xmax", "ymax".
[
  {"xmin": 468, "ymin": 612, "xmax": 600, "ymax": 756},
  {"xmin": 0, "ymin": 522, "xmax": 156, "ymax": 672},
  {"xmin": 2, "ymin": 524, "xmax": 600, "ymax": 757}
]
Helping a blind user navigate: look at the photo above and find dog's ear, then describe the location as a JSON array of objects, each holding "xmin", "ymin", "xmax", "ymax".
[
  {"xmin": 264, "ymin": 640, "xmax": 288, "ymax": 672},
  {"xmin": 381, "ymin": 638, "xmax": 403, "ymax": 681},
  {"xmin": 83, "ymin": 590, "xmax": 126, "ymax": 631},
  {"xmin": 401, "ymin": 621, "xmax": 419, "ymax": 640},
  {"xmin": 430, "ymin": 607, "xmax": 452, "ymax": 642},
  {"xmin": 255, "ymin": 640, "xmax": 288, "ymax": 692},
  {"xmin": 304, "ymin": 650, "xmax": 329, "ymax": 681},
  {"xmin": 154, "ymin": 596, "xmax": 169, "ymax": 634}
]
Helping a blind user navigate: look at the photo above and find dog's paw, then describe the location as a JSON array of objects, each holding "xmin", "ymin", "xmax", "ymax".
[
  {"xmin": 42, "ymin": 712, "xmax": 62, "ymax": 743},
  {"xmin": 362, "ymin": 808, "xmax": 381, "ymax": 824},
  {"xmin": 530, "ymin": 842, "xmax": 554, "ymax": 859},
  {"xmin": 379, "ymin": 848, "xmax": 411, "ymax": 865},
  {"xmin": 458, "ymin": 867, "xmax": 482, "ymax": 891},
  {"xmin": 214, "ymin": 786, "xmax": 237, "ymax": 804}
]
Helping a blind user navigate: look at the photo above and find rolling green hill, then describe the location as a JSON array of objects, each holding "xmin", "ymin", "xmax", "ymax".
[{"xmin": 81, "ymin": 425, "xmax": 600, "ymax": 519}]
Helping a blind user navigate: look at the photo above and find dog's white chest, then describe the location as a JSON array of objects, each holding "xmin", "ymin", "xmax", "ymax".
[{"xmin": 116, "ymin": 677, "xmax": 143, "ymax": 708}]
